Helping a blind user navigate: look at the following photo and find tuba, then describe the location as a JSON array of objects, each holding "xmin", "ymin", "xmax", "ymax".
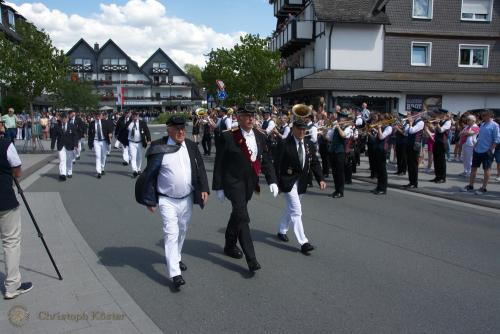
[
  {"xmin": 195, "ymin": 107, "xmax": 207, "ymax": 117},
  {"xmin": 291, "ymin": 104, "xmax": 312, "ymax": 119}
]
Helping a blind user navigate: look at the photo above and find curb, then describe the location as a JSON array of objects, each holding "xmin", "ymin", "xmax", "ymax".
[
  {"xmin": 19, "ymin": 153, "xmax": 58, "ymax": 182},
  {"xmin": 353, "ymin": 175, "xmax": 500, "ymax": 210}
]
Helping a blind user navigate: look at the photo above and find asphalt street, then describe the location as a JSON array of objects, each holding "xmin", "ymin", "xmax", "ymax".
[{"xmin": 27, "ymin": 128, "xmax": 500, "ymax": 334}]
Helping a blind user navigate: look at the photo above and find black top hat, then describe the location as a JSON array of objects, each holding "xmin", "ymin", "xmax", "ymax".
[
  {"xmin": 293, "ymin": 118, "xmax": 307, "ymax": 129},
  {"xmin": 219, "ymin": 106, "xmax": 228, "ymax": 113},
  {"xmin": 167, "ymin": 115, "xmax": 186, "ymax": 126},
  {"xmin": 238, "ymin": 104, "xmax": 256, "ymax": 114}
]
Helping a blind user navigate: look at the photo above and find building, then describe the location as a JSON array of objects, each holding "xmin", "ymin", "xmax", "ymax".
[
  {"xmin": 269, "ymin": 0, "xmax": 500, "ymax": 114},
  {"xmin": 66, "ymin": 38, "xmax": 198, "ymax": 112}
]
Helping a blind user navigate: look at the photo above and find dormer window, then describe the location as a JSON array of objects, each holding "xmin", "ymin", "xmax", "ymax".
[{"xmin": 8, "ymin": 10, "xmax": 15, "ymax": 30}]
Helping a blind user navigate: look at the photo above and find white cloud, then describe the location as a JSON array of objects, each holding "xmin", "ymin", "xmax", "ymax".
[{"xmin": 7, "ymin": 0, "xmax": 246, "ymax": 68}]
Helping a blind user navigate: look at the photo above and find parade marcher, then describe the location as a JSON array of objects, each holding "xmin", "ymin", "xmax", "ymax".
[
  {"xmin": 88, "ymin": 112, "xmax": 112, "ymax": 178},
  {"xmin": 0, "ymin": 121, "xmax": 33, "ymax": 299},
  {"xmin": 115, "ymin": 110, "xmax": 132, "ymax": 166},
  {"xmin": 68, "ymin": 111, "xmax": 86, "ymax": 162},
  {"xmin": 326, "ymin": 110, "xmax": 352, "ymax": 198},
  {"xmin": 135, "ymin": 115, "xmax": 209, "ymax": 289},
  {"xmin": 366, "ymin": 113, "xmax": 379, "ymax": 178},
  {"xmin": 50, "ymin": 113, "xmax": 78, "ymax": 181},
  {"xmin": 429, "ymin": 109, "xmax": 451, "ymax": 183},
  {"xmin": 393, "ymin": 111, "xmax": 408, "ymax": 176},
  {"xmin": 274, "ymin": 118, "xmax": 326, "ymax": 253},
  {"xmin": 201, "ymin": 113, "xmax": 214, "ymax": 156},
  {"xmin": 317, "ymin": 113, "xmax": 330, "ymax": 178},
  {"xmin": 372, "ymin": 113, "xmax": 393, "ymax": 195},
  {"xmin": 213, "ymin": 105, "xmax": 278, "ymax": 272},
  {"xmin": 192, "ymin": 113, "xmax": 200, "ymax": 144},
  {"xmin": 119, "ymin": 111, "xmax": 151, "ymax": 178},
  {"xmin": 353, "ymin": 108, "xmax": 364, "ymax": 165},
  {"xmin": 404, "ymin": 108, "xmax": 425, "ymax": 189},
  {"xmin": 1, "ymin": 108, "xmax": 18, "ymax": 143},
  {"xmin": 261, "ymin": 108, "xmax": 276, "ymax": 135},
  {"xmin": 214, "ymin": 107, "xmax": 232, "ymax": 148}
]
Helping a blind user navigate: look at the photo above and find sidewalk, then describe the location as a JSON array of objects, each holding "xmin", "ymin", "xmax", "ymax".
[
  {"xmin": 1, "ymin": 149, "xmax": 163, "ymax": 333},
  {"xmin": 13, "ymin": 139, "xmax": 56, "ymax": 181},
  {"xmin": 352, "ymin": 152, "xmax": 500, "ymax": 209}
]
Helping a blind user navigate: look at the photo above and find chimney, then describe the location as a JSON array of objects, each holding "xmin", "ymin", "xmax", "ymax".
[{"xmin": 94, "ymin": 43, "xmax": 99, "ymax": 52}]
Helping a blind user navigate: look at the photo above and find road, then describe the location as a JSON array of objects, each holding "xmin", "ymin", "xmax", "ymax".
[{"xmin": 26, "ymin": 128, "xmax": 500, "ymax": 334}]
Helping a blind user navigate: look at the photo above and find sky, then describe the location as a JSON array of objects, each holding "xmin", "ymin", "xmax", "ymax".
[{"xmin": 7, "ymin": 0, "xmax": 276, "ymax": 68}]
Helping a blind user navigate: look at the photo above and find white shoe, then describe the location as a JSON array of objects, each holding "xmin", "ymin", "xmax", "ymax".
[{"xmin": 495, "ymin": 176, "xmax": 500, "ymax": 182}]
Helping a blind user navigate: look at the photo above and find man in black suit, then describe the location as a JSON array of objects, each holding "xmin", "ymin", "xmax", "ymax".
[
  {"xmin": 274, "ymin": 118, "xmax": 326, "ymax": 253},
  {"xmin": 135, "ymin": 115, "xmax": 209, "ymax": 290},
  {"xmin": 212, "ymin": 105, "xmax": 278, "ymax": 272},
  {"xmin": 88, "ymin": 111, "xmax": 112, "ymax": 178},
  {"xmin": 68, "ymin": 110, "xmax": 86, "ymax": 161},
  {"xmin": 115, "ymin": 110, "xmax": 132, "ymax": 165},
  {"xmin": 118, "ymin": 111, "xmax": 151, "ymax": 177},
  {"xmin": 51, "ymin": 113, "xmax": 78, "ymax": 181}
]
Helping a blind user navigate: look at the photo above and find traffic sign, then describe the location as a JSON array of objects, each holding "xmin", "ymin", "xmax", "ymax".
[
  {"xmin": 216, "ymin": 80, "xmax": 225, "ymax": 91},
  {"xmin": 217, "ymin": 90, "xmax": 227, "ymax": 100}
]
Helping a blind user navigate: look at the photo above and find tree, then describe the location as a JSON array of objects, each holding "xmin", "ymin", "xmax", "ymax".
[
  {"xmin": 184, "ymin": 63, "xmax": 204, "ymax": 88},
  {"xmin": 54, "ymin": 79, "xmax": 100, "ymax": 112},
  {"xmin": 202, "ymin": 34, "xmax": 284, "ymax": 106},
  {"xmin": 0, "ymin": 20, "xmax": 68, "ymax": 113}
]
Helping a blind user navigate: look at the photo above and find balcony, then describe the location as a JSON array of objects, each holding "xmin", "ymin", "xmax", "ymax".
[
  {"xmin": 271, "ymin": 20, "xmax": 313, "ymax": 57},
  {"xmin": 101, "ymin": 64, "xmax": 129, "ymax": 72},
  {"xmin": 70, "ymin": 64, "xmax": 93, "ymax": 72},
  {"xmin": 273, "ymin": 0, "xmax": 305, "ymax": 17},
  {"xmin": 97, "ymin": 80, "xmax": 148, "ymax": 86},
  {"xmin": 151, "ymin": 68, "xmax": 169, "ymax": 74}
]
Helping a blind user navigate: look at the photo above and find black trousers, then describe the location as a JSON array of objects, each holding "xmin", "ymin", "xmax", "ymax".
[
  {"xmin": 367, "ymin": 145, "xmax": 376, "ymax": 177},
  {"xmin": 329, "ymin": 152, "xmax": 345, "ymax": 194},
  {"xmin": 345, "ymin": 151, "xmax": 354, "ymax": 183},
  {"xmin": 407, "ymin": 147, "xmax": 420, "ymax": 186},
  {"xmin": 374, "ymin": 149, "xmax": 388, "ymax": 191},
  {"xmin": 319, "ymin": 141, "xmax": 330, "ymax": 176},
  {"xmin": 202, "ymin": 134, "xmax": 212, "ymax": 155},
  {"xmin": 433, "ymin": 142, "xmax": 446, "ymax": 180},
  {"xmin": 225, "ymin": 191, "xmax": 256, "ymax": 261},
  {"xmin": 395, "ymin": 142, "xmax": 407, "ymax": 173}
]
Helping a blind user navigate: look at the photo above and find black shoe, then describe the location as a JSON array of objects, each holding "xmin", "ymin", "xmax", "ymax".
[
  {"xmin": 429, "ymin": 178, "xmax": 438, "ymax": 183},
  {"xmin": 67, "ymin": 175, "xmax": 72, "ymax": 179},
  {"xmin": 345, "ymin": 180, "xmax": 352, "ymax": 185},
  {"xmin": 277, "ymin": 233, "xmax": 289, "ymax": 242},
  {"xmin": 179, "ymin": 261, "xmax": 187, "ymax": 271},
  {"xmin": 96, "ymin": 173, "xmax": 101, "ymax": 179},
  {"xmin": 76, "ymin": 156, "xmax": 80, "ymax": 160},
  {"xmin": 172, "ymin": 275, "xmax": 185, "ymax": 289},
  {"xmin": 101, "ymin": 171, "xmax": 105, "ymax": 175},
  {"xmin": 247, "ymin": 259, "xmax": 261, "ymax": 272},
  {"xmin": 370, "ymin": 188, "xmax": 379, "ymax": 194},
  {"xmin": 58, "ymin": 175, "xmax": 66, "ymax": 181},
  {"xmin": 132, "ymin": 171, "xmax": 138, "ymax": 178},
  {"xmin": 403, "ymin": 183, "xmax": 417, "ymax": 189},
  {"xmin": 301, "ymin": 243, "xmax": 315, "ymax": 254},
  {"xmin": 374, "ymin": 190, "xmax": 387, "ymax": 195},
  {"xmin": 435, "ymin": 179, "xmax": 446, "ymax": 184},
  {"xmin": 331, "ymin": 192, "xmax": 343, "ymax": 198},
  {"xmin": 122, "ymin": 162, "xmax": 129, "ymax": 166},
  {"xmin": 224, "ymin": 246, "xmax": 243, "ymax": 259},
  {"xmin": 137, "ymin": 170, "xmax": 142, "ymax": 175}
]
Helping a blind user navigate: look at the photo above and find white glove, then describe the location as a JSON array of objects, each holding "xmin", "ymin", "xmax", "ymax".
[
  {"xmin": 269, "ymin": 183, "xmax": 279, "ymax": 198},
  {"xmin": 216, "ymin": 190, "xmax": 225, "ymax": 202}
]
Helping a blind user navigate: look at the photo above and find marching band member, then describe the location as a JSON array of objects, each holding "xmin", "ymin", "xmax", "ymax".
[
  {"xmin": 326, "ymin": 110, "xmax": 352, "ymax": 198},
  {"xmin": 344, "ymin": 119, "xmax": 356, "ymax": 184},
  {"xmin": 274, "ymin": 118, "xmax": 326, "ymax": 254},
  {"xmin": 393, "ymin": 111, "xmax": 408, "ymax": 176},
  {"xmin": 371, "ymin": 113, "xmax": 393, "ymax": 195},
  {"xmin": 354, "ymin": 108, "xmax": 364, "ymax": 167},
  {"xmin": 68, "ymin": 111, "xmax": 85, "ymax": 162},
  {"xmin": 135, "ymin": 115, "xmax": 209, "ymax": 290},
  {"xmin": 214, "ymin": 107, "xmax": 232, "ymax": 147},
  {"xmin": 366, "ymin": 113, "xmax": 379, "ymax": 178},
  {"xmin": 317, "ymin": 113, "xmax": 330, "ymax": 178},
  {"xmin": 201, "ymin": 111, "xmax": 215, "ymax": 156},
  {"xmin": 428, "ymin": 109, "xmax": 451, "ymax": 183},
  {"xmin": 213, "ymin": 105, "xmax": 278, "ymax": 273},
  {"xmin": 305, "ymin": 113, "xmax": 317, "ymax": 187},
  {"xmin": 119, "ymin": 111, "xmax": 151, "ymax": 178},
  {"xmin": 51, "ymin": 113, "xmax": 78, "ymax": 181},
  {"xmin": 88, "ymin": 111, "xmax": 112, "ymax": 179},
  {"xmin": 404, "ymin": 108, "xmax": 425, "ymax": 189},
  {"xmin": 261, "ymin": 108, "xmax": 276, "ymax": 135},
  {"xmin": 276, "ymin": 115, "xmax": 291, "ymax": 139}
]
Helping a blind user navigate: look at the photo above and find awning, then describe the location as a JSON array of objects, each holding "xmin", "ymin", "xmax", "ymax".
[{"xmin": 331, "ymin": 91, "xmax": 402, "ymax": 99}]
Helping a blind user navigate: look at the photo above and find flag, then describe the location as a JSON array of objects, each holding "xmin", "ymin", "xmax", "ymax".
[{"xmin": 116, "ymin": 85, "xmax": 125, "ymax": 107}]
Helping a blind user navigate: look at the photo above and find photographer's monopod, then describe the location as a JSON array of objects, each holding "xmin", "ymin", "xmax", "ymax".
[{"xmin": 14, "ymin": 178, "xmax": 63, "ymax": 280}]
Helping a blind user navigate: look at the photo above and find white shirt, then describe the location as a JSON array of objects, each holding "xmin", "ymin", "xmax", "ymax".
[
  {"xmin": 7, "ymin": 143, "xmax": 21, "ymax": 167},
  {"xmin": 281, "ymin": 125, "xmax": 290, "ymax": 139},
  {"xmin": 326, "ymin": 126, "xmax": 353, "ymax": 141},
  {"xmin": 128, "ymin": 120, "xmax": 141, "ymax": 142},
  {"xmin": 407, "ymin": 119, "xmax": 424, "ymax": 135},
  {"xmin": 263, "ymin": 118, "xmax": 276, "ymax": 135},
  {"xmin": 217, "ymin": 116, "xmax": 232, "ymax": 131},
  {"xmin": 355, "ymin": 116, "xmax": 363, "ymax": 127},
  {"xmin": 94, "ymin": 120, "xmax": 104, "ymax": 140},
  {"xmin": 438, "ymin": 120, "xmax": 451, "ymax": 133},
  {"xmin": 379, "ymin": 126, "xmax": 393, "ymax": 140},
  {"xmin": 241, "ymin": 128, "xmax": 258, "ymax": 162},
  {"xmin": 293, "ymin": 136, "xmax": 306, "ymax": 169},
  {"xmin": 157, "ymin": 137, "xmax": 193, "ymax": 198},
  {"xmin": 307, "ymin": 122, "xmax": 318, "ymax": 143}
]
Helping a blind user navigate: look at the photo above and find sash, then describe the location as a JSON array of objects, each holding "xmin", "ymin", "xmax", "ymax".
[{"xmin": 232, "ymin": 129, "xmax": 261, "ymax": 193}]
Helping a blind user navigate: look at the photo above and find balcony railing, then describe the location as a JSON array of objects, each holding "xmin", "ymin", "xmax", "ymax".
[
  {"xmin": 97, "ymin": 80, "xmax": 148, "ymax": 86},
  {"xmin": 273, "ymin": 0, "xmax": 305, "ymax": 17},
  {"xmin": 271, "ymin": 20, "xmax": 313, "ymax": 56},
  {"xmin": 70, "ymin": 64, "xmax": 93, "ymax": 72},
  {"xmin": 151, "ymin": 68, "xmax": 169, "ymax": 74},
  {"xmin": 101, "ymin": 64, "xmax": 129, "ymax": 72}
]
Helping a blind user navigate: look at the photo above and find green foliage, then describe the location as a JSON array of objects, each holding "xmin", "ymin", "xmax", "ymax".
[
  {"xmin": 54, "ymin": 79, "xmax": 100, "ymax": 112},
  {"xmin": 0, "ymin": 21, "xmax": 68, "ymax": 112},
  {"xmin": 184, "ymin": 64, "xmax": 204, "ymax": 88},
  {"xmin": 202, "ymin": 34, "xmax": 284, "ymax": 106},
  {"xmin": 1, "ymin": 94, "xmax": 26, "ymax": 114}
]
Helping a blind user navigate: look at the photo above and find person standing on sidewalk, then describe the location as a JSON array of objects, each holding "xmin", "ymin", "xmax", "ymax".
[
  {"xmin": 51, "ymin": 113, "xmax": 78, "ymax": 181},
  {"xmin": 0, "ymin": 121, "xmax": 33, "ymax": 299},
  {"xmin": 1, "ymin": 108, "xmax": 18, "ymax": 143},
  {"xmin": 88, "ymin": 111, "xmax": 112, "ymax": 179},
  {"xmin": 462, "ymin": 110, "xmax": 499, "ymax": 195}
]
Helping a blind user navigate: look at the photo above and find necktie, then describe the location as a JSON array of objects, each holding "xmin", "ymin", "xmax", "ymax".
[
  {"xmin": 97, "ymin": 121, "xmax": 103, "ymax": 141},
  {"xmin": 298, "ymin": 140, "xmax": 304, "ymax": 168},
  {"xmin": 131, "ymin": 121, "xmax": 137, "ymax": 137},
  {"xmin": 64, "ymin": 124, "xmax": 67, "ymax": 133}
]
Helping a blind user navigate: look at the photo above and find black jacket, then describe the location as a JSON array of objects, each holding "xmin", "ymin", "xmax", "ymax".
[
  {"xmin": 88, "ymin": 119, "xmax": 113, "ymax": 149},
  {"xmin": 212, "ymin": 128, "xmax": 277, "ymax": 202},
  {"xmin": 274, "ymin": 135, "xmax": 324, "ymax": 194},
  {"xmin": 115, "ymin": 116, "xmax": 130, "ymax": 137},
  {"xmin": 51, "ymin": 122, "xmax": 79, "ymax": 151},
  {"xmin": 69, "ymin": 116, "xmax": 86, "ymax": 139},
  {"xmin": 135, "ymin": 137, "xmax": 209, "ymax": 208},
  {"xmin": 118, "ymin": 119, "xmax": 151, "ymax": 148}
]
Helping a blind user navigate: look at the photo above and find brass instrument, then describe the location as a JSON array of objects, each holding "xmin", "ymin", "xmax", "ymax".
[
  {"xmin": 195, "ymin": 107, "xmax": 207, "ymax": 117},
  {"xmin": 291, "ymin": 104, "xmax": 312, "ymax": 119}
]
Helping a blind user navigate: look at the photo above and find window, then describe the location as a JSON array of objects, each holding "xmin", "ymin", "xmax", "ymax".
[
  {"xmin": 74, "ymin": 58, "xmax": 83, "ymax": 65},
  {"xmin": 411, "ymin": 42, "xmax": 432, "ymax": 66},
  {"xmin": 83, "ymin": 59, "xmax": 91, "ymax": 66},
  {"xmin": 103, "ymin": 59, "xmax": 110, "ymax": 65},
  {"xmin": 111, "ymin": 59, "xmax": 118, "ymax": 65},
  {"xmin": 159, "ymin": 62, "xmax": 167, "ymax": 69},
  {"xmin": 153, "ymin": 62, "xmax": 159, "ymax": 68},
  {"xmin": 8, "ymin": 10, "xmax": 15, "ymax": 30},
  {"xmin": 413, "ymin": 0, "xmax": 433, "ymax": 19},
  {"xmin": 461, "ymin": 0, "xmax": 493, "ymax": 21},
  {"xmin": 459, "ymin": 44, "xmax": 489, "ymax": 67},
  {"xmin": 119, "ymin": 58, "xmax": 126, "ymax": 65}
]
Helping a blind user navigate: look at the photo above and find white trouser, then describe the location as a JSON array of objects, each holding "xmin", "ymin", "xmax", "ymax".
[
  {"xmin": 114, "ymin": 138, "xmax": 121, "ymax": 149},
  {"xmin": 58, "ymin": 147, "xmax": 74, "ymax": 176},
  {"xmin": 159, "ymin": 195, "xmax": 193, "ymax": 278},
  {"xmin": 93, "ymin": 140, "xmax": 107, "ymax": 174},
  {"xmin": 122, "ymin": 144, "xmax": 130, "ymax": 163},
  {"xmin": 278, "ymin": 182, "xmax": 309, "ymax": 245},
  {"xmin": 0, "ymin": 207, "xmax": 22, "ymax": 294},
  {"xmin": 74, "ymin": 139, "xmax": 82, "ymax": 160},
  {"xmin": 128, "ymin": 142, "xmax": 143, "ymax": 172},
  {"xmin": 16, "ymin": 128, "xmax": 23, "ymax": 140},
  {"xmin": 462, "ymin": 145, "xmax": 474, "ymax": 175}
]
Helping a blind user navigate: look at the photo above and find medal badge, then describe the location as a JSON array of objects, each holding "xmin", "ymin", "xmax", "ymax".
[{"xmin": 287, "ymin": 168, "xmax": 293, "ymax": 175}]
